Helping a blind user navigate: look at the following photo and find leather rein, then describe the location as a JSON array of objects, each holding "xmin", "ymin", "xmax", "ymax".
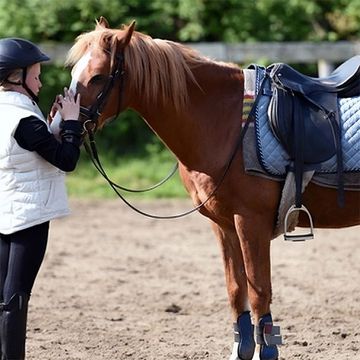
[{"xmin": 80, "ymin": 48, "xmax": 252, "ymax": 219}]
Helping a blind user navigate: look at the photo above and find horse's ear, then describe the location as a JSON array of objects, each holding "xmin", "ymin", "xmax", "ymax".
[
  {"xmin": 122, "ymin": 21, "xmax": 136, "ymax": 46},
  {"xmin": 96, "ymin": 16, "xmax": 110, "ymax": 30}
]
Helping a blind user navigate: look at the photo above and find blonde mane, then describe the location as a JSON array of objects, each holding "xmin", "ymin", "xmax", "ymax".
[{"xmin": 66, "ymin": 25, "xmax": 223, "ymax": 111}]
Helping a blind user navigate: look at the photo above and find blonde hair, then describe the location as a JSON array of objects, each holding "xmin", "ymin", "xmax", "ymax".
[{"xmin": 0, "ymin": 68, "xmax": 22, "ymax": 91}]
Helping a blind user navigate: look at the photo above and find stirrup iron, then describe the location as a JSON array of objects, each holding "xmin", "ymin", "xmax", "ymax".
[{"xmin": 284, "ymin": 204, "xmax": 314, "ymax": 241}]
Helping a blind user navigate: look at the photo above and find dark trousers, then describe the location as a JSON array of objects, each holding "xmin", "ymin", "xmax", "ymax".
[
  {"xmin": 0, "ymin": 222, "xmax": 49, "ymax": 302},
  {"xmin": 0, "ymin": 222, "xmax": 49, "ymax": 359}
]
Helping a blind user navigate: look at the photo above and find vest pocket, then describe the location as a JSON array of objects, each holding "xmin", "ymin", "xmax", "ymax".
[{"xmin": 40, "ymin": 177, "xmax": 68, "ymax": 214}]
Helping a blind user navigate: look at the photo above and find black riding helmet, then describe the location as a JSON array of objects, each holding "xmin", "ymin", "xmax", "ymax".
[{"xmin": 0, "ymin": 38, "xmax": 50, "ymax": 101}]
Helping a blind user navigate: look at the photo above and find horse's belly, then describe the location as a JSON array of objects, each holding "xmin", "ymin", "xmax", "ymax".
[{"xmin": 301, "ymin": 183, "xmax": 360, "ymax": 228}]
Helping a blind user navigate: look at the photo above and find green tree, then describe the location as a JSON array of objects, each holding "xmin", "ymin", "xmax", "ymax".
[
  {"xmin": 2, "ymin": 0, "xmax": 359, "ymax": 43},
  {"xmin": 1, "ymin": 0, "xmax": 359, "ymax": 155}
]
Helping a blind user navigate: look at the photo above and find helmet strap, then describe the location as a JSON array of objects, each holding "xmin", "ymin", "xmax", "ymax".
[
  {"xmin": 21, "ymin": 67, "xmax": 39, "ymax": 103},
  {"xmin": 4, "ymin": 79, "xmax": 22, "ymax": 86}
]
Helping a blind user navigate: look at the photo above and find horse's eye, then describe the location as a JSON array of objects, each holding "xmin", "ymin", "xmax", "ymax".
[{"xmin": 89, "ymin": 74, "xmax": 106, "ymax": 85}]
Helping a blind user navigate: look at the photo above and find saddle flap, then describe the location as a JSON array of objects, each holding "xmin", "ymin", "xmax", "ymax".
[{"xmin": 268, "ymin": 85, "xmax": 338, "ymax": 164}]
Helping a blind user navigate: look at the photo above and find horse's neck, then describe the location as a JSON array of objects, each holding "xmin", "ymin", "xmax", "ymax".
[{"xmin": 129, "ymin": 63, "xmax": 244, "ymax": 170}]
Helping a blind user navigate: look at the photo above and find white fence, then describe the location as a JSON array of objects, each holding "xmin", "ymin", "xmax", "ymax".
[{"xmin": 42, "ymin": 41, "xmax": 360, "ymax": 77}]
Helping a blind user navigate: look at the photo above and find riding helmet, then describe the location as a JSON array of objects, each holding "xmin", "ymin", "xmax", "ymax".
[{"xmin": 0, "ymin": 38, "xmax": 50, "ymax": 81}]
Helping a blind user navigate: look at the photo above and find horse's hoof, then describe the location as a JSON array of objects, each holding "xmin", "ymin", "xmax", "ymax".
[{"xmin": 259, "ymin": 345, "xmax": 278, "ymax": 360}]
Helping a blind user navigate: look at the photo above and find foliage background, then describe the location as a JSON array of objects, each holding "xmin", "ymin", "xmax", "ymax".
[{"xmin": 0, "ymin": 0, "xmax": 359, "ymax": 197}]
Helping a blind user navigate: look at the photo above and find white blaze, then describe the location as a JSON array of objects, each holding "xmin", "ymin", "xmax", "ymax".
[
  {"xmin": 50, "ymin": 52, "xmax": 92, "ymax": 139},
  {"xmin": 69, "ymin": 51, "xmax": 92, "ymax": 93}
]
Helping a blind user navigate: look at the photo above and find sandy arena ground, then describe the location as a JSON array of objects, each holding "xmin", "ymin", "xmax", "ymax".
[{"xmin": 26, "ymin": 199, "xmax": 359, "ymax": 360}]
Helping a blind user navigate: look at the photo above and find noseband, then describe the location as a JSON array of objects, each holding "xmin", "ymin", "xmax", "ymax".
[{"xmin": 80, "ymin": 49, "xmax": 125, "ymax": 131}]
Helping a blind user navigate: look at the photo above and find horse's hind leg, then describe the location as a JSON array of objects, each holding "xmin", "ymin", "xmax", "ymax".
[
  {"xmin": 234, "ymin": 215, "xmax": 281, "ymax": 360},
  {"xmin": 211, "ymin": 222, "xmax": 255, "ymax": 360}
]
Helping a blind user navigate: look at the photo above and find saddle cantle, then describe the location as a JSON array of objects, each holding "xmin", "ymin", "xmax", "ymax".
[
  {"xmin": 248, "ymin": 56, "xmax": 360, "ymax": 240},
  {"xmin": 322, "ymin": 55, "xmax": 360, "ymax": 97},
  {"xmin": 270, "ymin": 55, "xmax": 360, "ymax": 95}
]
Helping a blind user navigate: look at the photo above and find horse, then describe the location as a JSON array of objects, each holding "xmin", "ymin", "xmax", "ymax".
[{"xmin": 63, "ymin": 17, "xmax": 360, "ymax": 360}]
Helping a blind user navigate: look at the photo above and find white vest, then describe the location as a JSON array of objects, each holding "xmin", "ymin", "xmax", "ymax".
[{"xmin": 0, "ymin": 91, "xmax": 70, "ymax": 234}]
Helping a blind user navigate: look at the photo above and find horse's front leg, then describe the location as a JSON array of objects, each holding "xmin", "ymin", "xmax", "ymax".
[
  {"xmin": 234, "ymin": 215, "xmax": 282, "ymax": 360},
  {"xmin": 211, "ymin": 222, "xmax": 255, "ymax": 360}
]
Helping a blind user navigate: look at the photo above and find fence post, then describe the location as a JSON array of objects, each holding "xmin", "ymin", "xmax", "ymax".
[{"xmin": 317, "ymin": 59, "xmax": 334, "ymax": 77}]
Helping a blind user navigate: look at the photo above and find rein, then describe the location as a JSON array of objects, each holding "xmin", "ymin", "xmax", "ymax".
[
  {"xmin": 80, "ymin": 47, "xmax": 179, "ymax": 194},
  {"xmin": 83, "ymin": 107, "xmax": 253, "ymax": 219},
  {"xmin": 83, "ymin": 129, "xmax": 178, "ymax": 193},
  {"xmin": 80, "ymin": 48, "xmax": 254, "ymax": 219}
]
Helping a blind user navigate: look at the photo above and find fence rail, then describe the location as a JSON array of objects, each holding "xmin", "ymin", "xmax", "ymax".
[{"xmin": 42, "ymin": 41, "xmax": 360, "ymax": 76}]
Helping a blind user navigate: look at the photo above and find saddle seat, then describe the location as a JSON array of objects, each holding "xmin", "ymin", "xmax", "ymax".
[{"xmin": 274, "ymin": 55, "xmax": 360, "ymax": 99}]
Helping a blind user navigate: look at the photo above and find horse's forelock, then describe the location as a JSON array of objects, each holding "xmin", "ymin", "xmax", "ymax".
[
  {"xmin": 65, "ymin": 33, "xmax": 91, "ymax": 67},
  {"xmin": 65, "ymin": 29, "xmax": 118, "ymax": 67}
]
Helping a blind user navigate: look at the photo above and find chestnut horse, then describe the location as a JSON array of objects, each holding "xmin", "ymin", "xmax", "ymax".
[{"xmin": 64, "ymin": 18, "xmax": 360, "ymax": 360}]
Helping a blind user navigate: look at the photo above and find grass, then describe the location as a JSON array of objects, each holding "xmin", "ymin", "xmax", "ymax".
[{"xmin": 66, "ymin": 148, "xmax": 188, "ymax": 199}]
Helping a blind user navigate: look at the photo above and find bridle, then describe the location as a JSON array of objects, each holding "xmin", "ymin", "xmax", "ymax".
[
  {"xmin": 80, "ymin": 49, "xmax": 126, "ymax": 132},
  {"xmin": 78, "ymin": 47, "xmax": 187, "ymax": 215},
  {"xmin": 79, "ymin": 47, "xmax": 254, "ymax": 219}
]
